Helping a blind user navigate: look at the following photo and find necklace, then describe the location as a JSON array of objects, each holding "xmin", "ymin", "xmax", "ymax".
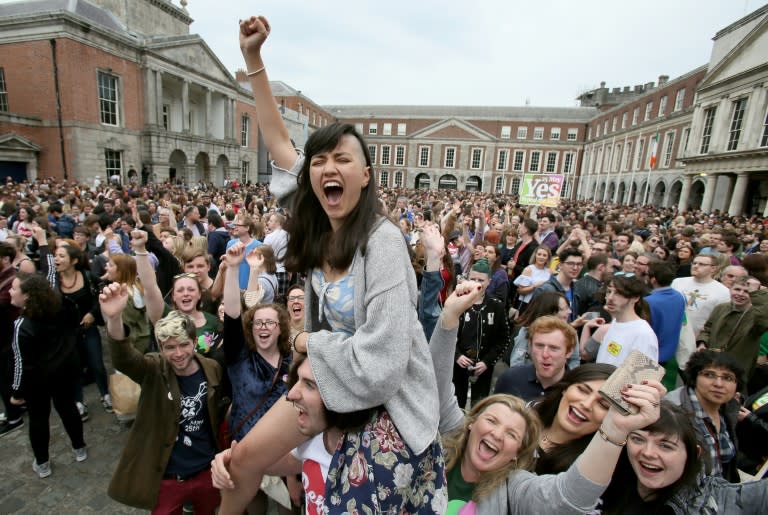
[{"xmin": 60, "ymin": 271, "xmax": 78, "ymax": 289}]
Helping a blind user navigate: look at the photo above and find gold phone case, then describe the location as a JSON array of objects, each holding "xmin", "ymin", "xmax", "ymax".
[{"xmin": 598, "ymin": 350, "xmax": 665, "ymax": 415}]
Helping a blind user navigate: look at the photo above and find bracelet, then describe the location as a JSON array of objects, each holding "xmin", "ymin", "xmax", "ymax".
[
  {"xmin": 133, "ymin": 250, "xmax": 149, "ymax": 256},
  {"xmin": 598, "ymin": 427, "xmax": 627, "ymax": 447},
  {"xmin": 246, "ymin": 66, "xmax": 265, "ymax": 77},
  {"xmin": 291, "ymin": 331, "xmax": 308, "ymax": 354}
]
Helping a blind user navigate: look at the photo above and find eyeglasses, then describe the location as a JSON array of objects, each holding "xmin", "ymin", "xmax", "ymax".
[
  {"xmin": 649, "ymin": 239, "xmax": 659, "ymax": 243},
  {"xmin": 287, "ymin": 295, "xmax": 305, "ymax": 302},
  {"xmin": 699, "ymin": 370, "xmax": 736, "ymax": 383},
  {"xmin": 561, "ymin": 261, "xmax": 583, "ymax": 268},
  {"xmin": 253, "ymin": 319, "xmax": 278, "ymax": 329}
]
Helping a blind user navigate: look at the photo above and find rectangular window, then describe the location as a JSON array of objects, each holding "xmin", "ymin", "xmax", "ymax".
[
  {"xmin": 240, "ymin": 161, "xmax": 249, "ymax": 183},
  {"xmin": 596, "ymin": 125, "xmax": 601, "ymax": 138},
  {"xmin": 383, "ymin": 123, "xmax": 392, "ymax": 136},
  {"xmin": 501, "ymin": 125, "xmax": 511, "ymax": 139},
  {"xmin": 394, "ymin": 171, "xmax": 403, "ymax": 187},
  {"xmin": 663, "ymin": 131, "xmax": 675, "ymax": 168},
  {"xmin": 162, "ymin": 104, "xmax": 170, "ymax": 130},
  {"xmin": 513, "ymin": 150, "xmax": 525, "ymax": 171},
  {"xmin": 240, "ymin": 115, "xmax": 249, "ymax": 147},
  {"xmin": 418, "ymin": 146, "xmax": 430, "ymax": 167},
  {"xmin": 621, "ymin": 112, "xmax": 627, "ymax": 129},
  {"xmin": 614, "ymin": 144, "xmax": 622, "ymax": 172},
  {"xmin": 611, "ymin": 117, "xmax": 617, "ymax": 132},
  {"xmin": 0, "ymin": 68, "xmax": 8, "ymax": 112},
  {"xmin": 534, "ymin": 127, "xmax": 544, "ymax": 140},
  {"xmin": 644, "ymin": 101, "xmax": 653, "ymax": 121},
  {"xmin": 381, "ymin": 145, "xmax": 391, "ymax": 165},
  {"xmin": 587, "ymin": 127, "xmax": 592, "ymax": 140},
  {"xmin": 727, "ymin": 98, "xmax": 748, "ymax": 151},
  {"xmin": 368, "ymin": 123, "xmax": 377, "ymax": 135},
  {"xmin": 632, "ymin": 107, "xmax": 639, "ymax": 126},
  {"xmin": 529, "ymin": 151, "xmax": 541, "ymax": 172},
  {"xmin": 397, "ymin": 123, "xmax": 406, "ymax": 136},
  {"xmin": 674, "ymin": 89, "xmax": 685, "ymax": 111},
  {"xmin": 368, "ymin": 145, "xmax": 377, "ymax": 164},
  {"xmin": 567, "ymin": 128, "xmax": 578, "ymax": 141},
  {"xmin": 550, "ymin": 127, "xmax": 561, "ymax": 140},
  {"xmin": 105, "ymin": 149, "xmax": 122, "ymax": 178},
  {"xmin": 563, "ymin": 152, "xmax": 575, "ymax": 174},
  {"xmin": 511, "ymin": 177, "xmax": 521, "ymax": 196},
  {"xmin": 379, "ymin": 170, "xmax": 389, "ymax": 187},
  {"xmin": 761, "ymin": 109, "xmax": 768, "ymax": 147},
  {"xmin": 471, "ymin": 148, "xmax": 483, "ymax": 169},
  {"xmin": 658, "ymin": 96, "xmax": 668, "ymax": 117},
  {"xmin": 395, "ymin": 145, "xmax": 405, "ymax": 166},
  {"xmin": 495, "ymin": 176, "xmax": 504, "ymax": 193},
  {"xmin": 635, "ymin": 139, "xmax": 645, "ymax": 169},
  {"xmin": 97, "ymin": 71, "xmax": 119, "ymax": 126},
  {"xmin": 603, "ymin": 121, "xmax": 608, "ymax": 135},
  {"xmin": 545, "ymin": 152, "xmax": 558, "ymax": 172},
  {"xmin": 624, "ymin": 141, "xmax": 633, "ymax": 170},
  {"xmin": 700, "ymin": 107, "xmax": 717, "ymax": 153},
  {"xmin": 680, "ymin": 128, "xmax": 690, "ymax": 158},
  {"xmin": 355, "ymin": 123, "xmax": 364, "ymax": 134},
  {"xmin": 496, "ymin": 149, "xmax": 509, "ymax": 171},
  {"xmin": 517, "ymin": 127, "xmax": 528, "ymax": 139},
  {"xmin": 444, "ymin": 147, "xmax": 456, "ymax": 168}
]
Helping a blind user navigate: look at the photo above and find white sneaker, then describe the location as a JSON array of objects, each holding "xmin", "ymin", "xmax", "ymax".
[
  {"xmin": 32, "ymin": 460, "xmax": 51, "ymax": 478},
  {"xmin": 73, "ymin": 446, "xmax": 88, "ymax": 462},
  {"xmin": 76, "ymin": 402, "xmax": 89, "ymax": 422}
]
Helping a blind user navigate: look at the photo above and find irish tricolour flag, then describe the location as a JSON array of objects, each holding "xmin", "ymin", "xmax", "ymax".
[{"xmin": 648, "ymin": 132, "xmax": 659, "ymax": 169}]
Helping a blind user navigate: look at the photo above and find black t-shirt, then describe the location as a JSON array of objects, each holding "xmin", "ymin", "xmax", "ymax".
[{"xmin": 164, "ymin": 367, "xmax": 216, "ymax": 475}]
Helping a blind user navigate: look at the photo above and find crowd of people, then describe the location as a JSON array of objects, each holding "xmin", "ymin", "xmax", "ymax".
[{"xmin": 0, "ymin": 13, "xmax": 767, "ymax": 515}]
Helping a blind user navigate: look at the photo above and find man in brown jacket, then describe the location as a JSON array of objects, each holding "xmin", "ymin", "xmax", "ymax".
[{"xmin": 100, "ymin": 283, "xmax": 223, "ymax": 512}]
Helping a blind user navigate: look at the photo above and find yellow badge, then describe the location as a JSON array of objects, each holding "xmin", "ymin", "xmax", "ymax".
[{"xmin": 606, "ymin": 341, "xmax": 622, "ymax": 356}]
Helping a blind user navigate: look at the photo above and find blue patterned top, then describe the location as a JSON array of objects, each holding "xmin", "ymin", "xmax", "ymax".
[{"xmin": 311, "ymin": 268, "xmax": 356, "ymax": 336}]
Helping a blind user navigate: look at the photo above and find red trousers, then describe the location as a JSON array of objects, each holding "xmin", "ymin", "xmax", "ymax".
[{"xmin": 152, "ymin": 468, "xmax": 220, "ymax": 515}]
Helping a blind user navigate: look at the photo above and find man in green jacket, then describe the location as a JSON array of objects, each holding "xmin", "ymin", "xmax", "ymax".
[{"xmin": 100, "ymin": 283, "xmax": 223, "ymax": 512}]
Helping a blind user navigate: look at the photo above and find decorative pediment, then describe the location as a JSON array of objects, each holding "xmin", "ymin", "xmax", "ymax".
[
  {"xmin": 700, "ymin": 15, "xmax": 768, "ymax": 89},
  {"xmin": 0, "ymin": 133, "xmax": 41, "ymax": 152},
  {"xmin": 147, "ymin": 36, "xmax": 237, "ymax": 87},
  {"xmin": 410, "ymin": 118, "xmax": 494, "ymax": 141}
]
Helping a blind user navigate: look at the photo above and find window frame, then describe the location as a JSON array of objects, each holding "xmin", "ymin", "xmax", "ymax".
[
  {"xmin": 444, "ymin": 146, "xmax": 456, "ymax": 168},
  {"xmin": 418, "ymin": 146, "xmax": 430, "ymax": 167},
  {"xmin": 394, "ymin": 145, "xmax": 405, "ymax": 166},
  {"xmin": 470, "ymin": 148, "xmax": 484, "ymax": 170},
  {"xmin": 496, "ymin": 149, "xmax": 509, "ymax": 171},
  {"xmin": 529, "ymin": 150, "xmax": 541, "ymax": 172},
  {"xmin": 97, "ymin": 70, "xmax": 120, "ymax": 126}
]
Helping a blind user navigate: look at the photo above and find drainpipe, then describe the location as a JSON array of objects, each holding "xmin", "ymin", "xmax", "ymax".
[{"xmin": 50, "ymin": 39, "xmax": 69, "ymax": 180}]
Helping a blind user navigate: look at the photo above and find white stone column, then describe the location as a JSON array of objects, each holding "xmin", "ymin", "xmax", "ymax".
[
  {"xmin": 728, "ymin": 173, "xmax": 750, "ymax": 216},
  {"xmin": 182, "ymin": 80, "xmax": 190, "ymax": 132},
  {"xmin": 155, "ymin": 70, "xmax": 163, "ymax": 128},
  {"xmin": 687, "ymin": 105, "xmax": 704, "ymax": 154},
  {"xmin": 677, "ymin": 175, "xmax": 692, "ymax": 212},
  {"xmin": 700, "ymin": 175, "xmax": 717, "ymax": 214},
  {"xmin": 145, "ymin": 68, "xmax": 157, "ymax": 126},
  {"xmin": 205, "ymin": 88, "xmax": 212, "ymax": 137},
  {"xmin": 224, "ymin": 96, "xmax": 231, "ymax": 140}
]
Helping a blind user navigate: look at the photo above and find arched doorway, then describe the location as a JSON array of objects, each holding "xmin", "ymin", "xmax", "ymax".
[
  {"xmin": 690, "ymin": 180, "xmax": 705, "ymax": 210},
  {"xmin": 597, "ymin": 182, "xmax": 606, "ymax": 202},
  {"xmin": 607, "ymin": 182, "xmax": 616, "ymax": 202},
  {"xmin": 628, "ymin": 182, "xmax": 637, "ymax": 204},
  {"xmin": 617, "ymin": 182, "xmax": 626, "ymax": 204},
  {"xmin": 169, "ymin": 149, "xmax": 187, "ymax": 185},
  {"xmin": 215, "ymin": 155, "xmax": 229, "ymax": 187},
  {"xmin": 438, "ymin": 174, "xmax": 458, "ymax": 190},
  {"xmin": 194, "ymin": 152, "xmax": 210, "ymax": 185},
  {"xmin": 466, "ymin": 175, "xmax": 482, "ymax": 192},
  {"xmin": 414, "ymin": 173, "xmax": 430, "ymax": 190},
  {"xmin": 668, "ymin": 180, "xmax": 683, "ymax": 208},
  {"xmin": 653, "ymin": 181, "xmax": 666, "ymax": 206}
]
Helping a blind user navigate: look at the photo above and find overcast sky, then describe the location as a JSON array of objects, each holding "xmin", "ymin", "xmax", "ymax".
[{"xmin": 85, "ymin": 1, "xmax": 768, "ymax": 106}]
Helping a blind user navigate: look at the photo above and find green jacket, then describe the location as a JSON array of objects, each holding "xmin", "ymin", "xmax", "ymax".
[
  {"xmin": 107, "ymin": 334, "xmax": 223, "ymax": 510},
  {"xmin": 699, "ymin": 289, "xmax": 768, "ymax": 377}
]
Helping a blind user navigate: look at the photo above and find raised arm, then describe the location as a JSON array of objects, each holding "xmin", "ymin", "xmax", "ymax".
[
  {"xmin": 32, "ymin": 226, "xmax": 56, "ymax": 289},
  {"xmin": 222, "ymin": 243, "xmax": 245, "ymax": 319},
  {"xmin": 239, "ymin": 16, "xmax": 297, "ymax": 170},
  {"xmin": 131, "ymin": 229, "xmax": 165, "ymax": 324}
]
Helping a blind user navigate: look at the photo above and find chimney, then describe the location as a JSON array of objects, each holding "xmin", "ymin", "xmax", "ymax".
[
  {"xmin": 634, "ymin": 85, "xmax": 643, "ymax": 92},
  {"xmin": 623, "ymin": 86, "xmax": 630, "ymax": 92},
  {"xmin": 612, "ymin": 87, "xmax": 620, "ymax": 93},
  {"xmin": 644, "ymin": 81, "xmax": 655, "ymax": 90},
  {"xmin": 600, "ymin": 81, "xmax": 606, "ymax": 88},
  {"xmin": 658, "ymin": 75, "xmax": 669, "ymax": 87}
]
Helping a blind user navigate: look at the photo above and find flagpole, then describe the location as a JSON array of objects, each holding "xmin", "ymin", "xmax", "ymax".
[
  {"xmin": 627, "ymin": 130, "xmax": 641, "ymax": 206},
  {"xmin": 642, "ymin": 124, "xmax": 660, "ymax": 205}
]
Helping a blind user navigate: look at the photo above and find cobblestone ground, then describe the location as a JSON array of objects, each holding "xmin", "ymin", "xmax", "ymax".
[{"xmin": 0, "ymin": 381, "xmax": 142, "ymax": 514}]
